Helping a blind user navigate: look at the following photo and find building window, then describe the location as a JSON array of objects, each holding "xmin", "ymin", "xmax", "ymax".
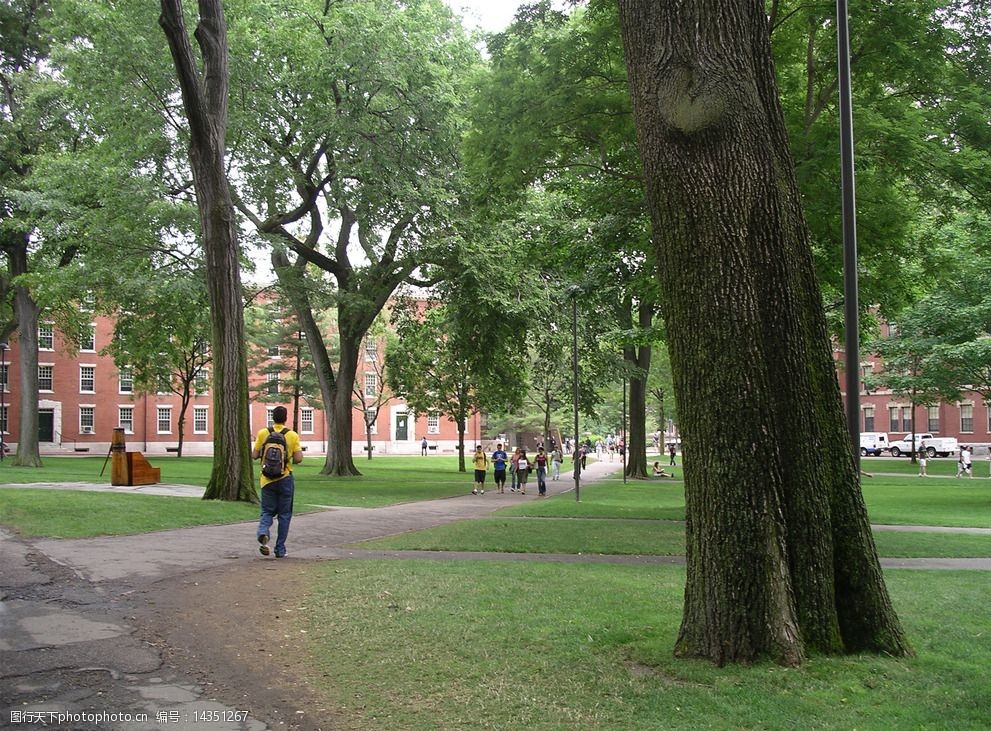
[
  {"xmin": 0, "ymin": 363, "xmax": 7, "ymax": 393},
  {"xmin": 0, "ymin": 404, "xmax": 7, "ymax": 434},
  {"xmin": 927, "ymin": 406, "xmax": 940, "ymax": 433},
  {"xmin": 267, "ymin": 371, "xmax": 280, "ymax": 396},
  {"xmin": 427, "ymin": 413, "xmax": 440, "ymax": 434},
  {"xmin": 194, "ymin": 368, "xmax": 209, "ymax": 394},
  {"xmin": 157, "ymin": 374, "xmax": 172, "ymax": 394},
  {"xmin": 364, "ymin": 372, "xmax": 377, "ymax": 397},
  {"xmin": 365, "ymin": 337, "xmax": 377, "ymax": 362},
  {"xmin": 888, "ymin": 406, "xmax": 900, "ymax": 433},
  {"xmin": 157, "ymin": 407, "xmax": 172, "ymax": 434},
  {"xmin": 960, "ymin": 403, "xmax": 974, "ymax": 433},
  {"xmin": 193, "ymin": 406, "xmax": 208, "ymax": 434},
  {"xmin": 79, "ymin": 324, "xmax": 96, "ymax": 352},
  {"xmin": 80, "ymin": 365, "xmax": 95, "ymax": 393},
  {"xmin": 79, "ymin": 406, "xmax": 95, "ymax": 433},
  {"xmin": 268, "ymin": 344, "xmax": 281, "ymax": 357},
  {"xmin": 119, "ymin": 406, "xmax": 134, "ymax": 434},
  {"xmin": 39, "ymin": 365, "xmax": 53, "ymax": 392},
  {"xmin": 266, "ymin": 407, "xmax": 276, "ymax": 426},
  {"xmin": 39, "ymin": 323, "xmax": 54, "ymax": 350},
  {"xmin": 902, "ymin": 406, "xmax": 912, "ymax": 432},
  {"xmin": 119, "ymin": 368, "xmax": 133, "ymax": 393},
  {"xmin": 300, "ymin": 408, "xmax": 314, "ymax": 434},
  {"xmin": 862, "ymin": 407, "xmax": 874, "ymax": 433},
  {"xmin": 365, "ymin": 408, "xmax": 377, "ymax": 434}
]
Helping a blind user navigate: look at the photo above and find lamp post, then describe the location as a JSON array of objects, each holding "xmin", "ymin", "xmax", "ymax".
[
  {"xmin": 1, "ymin": 341, "xmax": 7, "ymax": 461},
  {"xmin": 571, "ymin": 288, "xmax": 581, "ymax": 502},
  {"xmin": 837, "ymin": 0, "xmax": 861, "ymax": 472}
]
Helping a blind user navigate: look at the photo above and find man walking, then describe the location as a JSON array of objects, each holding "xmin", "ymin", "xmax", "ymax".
[{"xmin": 253, "ymin": 406, "xmax": 303, "ymax": 559}]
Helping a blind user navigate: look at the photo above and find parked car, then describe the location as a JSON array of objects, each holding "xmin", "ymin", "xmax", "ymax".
[
  {"xmin": 859, "ymin": 432, "xmax": 889, "ymax": 456},
  {"xmin": 888, "ymin": 432, "xmax": 959, "ymax": 458}
]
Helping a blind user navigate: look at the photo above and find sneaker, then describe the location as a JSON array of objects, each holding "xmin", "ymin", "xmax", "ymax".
[
  {"xmin": 479, "ymin": 489, "xmax": 485, "ymax": 495},
  {"xmin": 257, "ymin": 534, "xmax": 271, "ymax": 556},
  {"xmin": 275, "ymin": 552, "xmax": 287, "ymax": 559},
  {"xmin": 472, "ymin": 488, "xmax": 478, "ymax": 494}
]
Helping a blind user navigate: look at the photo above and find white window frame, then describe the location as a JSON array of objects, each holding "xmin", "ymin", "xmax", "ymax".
[
  {"xmin": 0, "ymin": 362, "xmax": 7, "ymax": 393},
  {"xmin": 0, "ymin": 404, "xmax": 7, "ymax": 435},
  {"xmin": 927, "ymin": 406, "xmax": 940, "ymax": 433},
  {"xmin": 862, "ymin": 406, "xmax": 874, "ymax": 433},
  {"xmin": 79, "ymin": 365, "xmax": 96, "ymax": 393},
  {"xmin": 79, "ymin": 405, "xmax": 95, "ymax": 434},
  {"xmin": 119, "ymin": 368, "xmax": 133, "ymax": 394},
  {"xmin": 365, "ymin": 408, "xmax": 377, "ymax": 434},
  {"xmin": 364, "ymin": 337, "xmax": 378, "ymax": 362},
  {"xmin": 960, "ymin": 403, "xmax": 974, "ymax": 433},
  {"xmin": 193, "ymin": 405, "xmax": 208, "ymax": 434},
  {"xmin": 267, "ymin": 371, "xmax": 280, "ymax": 396},
  {"xmin": 157, "ymin": 406, "xmax": 172, "ymax": 434},
  {"xmin": 300, "ymin": 407, "xmax": 314, "ymax": 434},
  {"xmin": 38, "ymin": 323, "xmax": 55, "ymax": 351},
  {"xmin": 39, "ymin": 364, "xmax": 54, "ymax": 392},
  {"xmin": 79, "ymin": 324, "xmax": 96, "ymax": 352},
  {"xmin": 194, "ymin": 367, "xmax": 209, "ymax": 394},
  {"xmin": 427, "ymin": 413, "xmax": 440, "ymax": 434},
  {"xmin": 118, "ymin": 406, "xmax": 134, "ymax": 434},
  {"xmin": 364, "ymin": 372, "xmax": 377, "ymax": 397}
]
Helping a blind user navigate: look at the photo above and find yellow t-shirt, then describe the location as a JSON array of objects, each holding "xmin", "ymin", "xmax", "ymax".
[
  {"xmin": 472, "ymin": 451, "xmax": 488, "ymax": 470},
  {"xmin": 253, "ymin": 424, "xmax": 302, "ymax": 487}
]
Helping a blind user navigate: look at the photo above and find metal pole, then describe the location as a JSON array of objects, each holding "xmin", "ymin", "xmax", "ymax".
[
  {"xmin": 837, "ymin": 0, "xmax": 861, "ymax": 473},
  {"xmin": 572, "ymin": 292, "xmax": 581, "ymax": 501}
]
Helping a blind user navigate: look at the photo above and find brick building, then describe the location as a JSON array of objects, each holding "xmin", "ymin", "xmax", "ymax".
[{"xmin": 0, "ymin": 314, "xmax": 473, "ymax": 457}]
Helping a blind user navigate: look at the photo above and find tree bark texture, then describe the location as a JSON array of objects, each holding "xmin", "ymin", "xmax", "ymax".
[
  {"xmin": 617, "ymin": 0, "xmax": 911, "ymax": 665},
  {"xmin": 9, "ymin": 234, "xmax": 41, "ymax": 467},
  {"xmin": 160, "ymin": 0, "xmax": 254, "ymax": 501}
]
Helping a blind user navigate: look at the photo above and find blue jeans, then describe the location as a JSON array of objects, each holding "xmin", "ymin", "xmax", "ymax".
[
  {"xmin": 537, "ymin": 466, "xmax": 547, "ymax": 493},
  {"xmin": 257, "ymin": 474, "xmax": 295, "ymax": 556}
]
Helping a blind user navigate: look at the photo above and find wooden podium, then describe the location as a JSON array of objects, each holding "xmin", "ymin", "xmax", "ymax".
[{"xmin": 110, "ymin": 428, "xmax": 161, "ymax": 486}]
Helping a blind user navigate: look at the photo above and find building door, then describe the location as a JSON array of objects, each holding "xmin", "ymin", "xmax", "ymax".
[
  {"xmin": 39, "ymin": 409, "xmax": 54, "ymax": 442},
  {"xmin": 395, "ymin": 413, "xmax": 408, "ymax": 441}
]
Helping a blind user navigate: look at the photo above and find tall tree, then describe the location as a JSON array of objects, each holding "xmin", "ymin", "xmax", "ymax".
[
  {"xmin": 159, "ymin": 0, "xmax": 254, "ymax": 501},
  {"xmin": 617, "ymin": 0, "xmax": 911, "ymax": 665},
  {"xmin": 227, "ymin": 0, "xmax": 480, "ymax": 476}
]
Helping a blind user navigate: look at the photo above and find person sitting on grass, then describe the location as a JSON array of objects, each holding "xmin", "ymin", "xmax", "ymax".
[{"xmin": 652, "ymin": 461, "xmax": 673, "ymax": 478}]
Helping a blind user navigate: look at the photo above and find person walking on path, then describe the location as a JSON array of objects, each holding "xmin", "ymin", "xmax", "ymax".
[
  {"xmin": 510, "ymin": 447, "xmax": 521, "ymax": 492},
  {"xmin": 471, "ymin": 445, "xmax": 488, "ymax": 495},
  {"xmin": 535, "ymin": 447, "xmax": 549, "ymax": 496},
  {"xmin": 669, "ymin": 442, "xmax": 677, "ymax": 466},
  {"xmin": 253, "ymin": 406, "xmax": 303, "ymax": 559},
  {"xmin": 516, "ymin": 449, "xmax": 530, "ymax": 495},
  {"xmin": 957, "ymin": 445, "xmax": 973, "ymax": 478},
  {"xmin": 550, "ymin": 446, "xmax": 563, "ymax": 481},
  {"xmin": 421, "ymin": 436, "xmax": 429, "ymax": 456},
  {"xmin": 918, "ymin": 444, "xmax": 928, "ymax": 477},
  {"xmin": 492, "ymin": 443, "xmax": 509, "ymax": 493}
]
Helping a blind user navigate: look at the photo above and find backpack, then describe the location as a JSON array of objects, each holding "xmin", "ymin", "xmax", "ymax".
[{"xmin": 261, "ymin": 427, "xmax": 290, "ymax": 479}]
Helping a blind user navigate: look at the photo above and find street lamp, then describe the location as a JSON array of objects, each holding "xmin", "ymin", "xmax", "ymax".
[{"xmin": 1, "ymin": 341, "xmax": 8, "ymax": 461}]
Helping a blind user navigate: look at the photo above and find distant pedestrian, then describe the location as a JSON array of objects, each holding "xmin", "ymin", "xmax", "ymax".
[
  {"xmin": 550, "ymin": 447, "xmax": 563, "ymax": 481},
  {"xmin": 253, "ymin": 406, "xmax": 303, "ymax": 559},
  {"xmin": 669, "ymin": 443, "xmax": 677, "ymax": 466},
  {"xmin": 580, "ymin": 444, "xmax": 588, "ymax": 469},
  {"xmin": 516, "ymin": 449, "xmax": 530, "ymax": 495},
  {"xmin": 510, "ymin": 448, "xmax": 521, "ymax": 492},
  {"xmin": 492, "ymin": 443, "xmax": 509, "ymax": 493},
  {"xmin": 535, "ymin": 447, "xmax": 548, "ymax": 496},
  {"xmin": 917, "ymin": 444, "xmax": 928, "ymax": 477},
  {"xmin": 962, "ymin": 445, "xmax": 973, "ymax": 478},
  {"xmin": 421, "ymin": 436, "xmax": 428, "ymax": 456},
  {"xmin": 471, "ymin": 445, "xmax": 488, "ymax": 495}
]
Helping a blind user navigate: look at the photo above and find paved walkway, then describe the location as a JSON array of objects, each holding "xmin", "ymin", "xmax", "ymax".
[{"xmin": 2, "ymin": 458, "xmax": 990, "ymax": 730}]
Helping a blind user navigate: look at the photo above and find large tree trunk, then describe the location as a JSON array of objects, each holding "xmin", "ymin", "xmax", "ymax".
[
  {"xmin": 618, "ymin": 0, "xmax": 911, "ymax": 665},
  {"xmin": 160, "ymin": 0, "xmax": 254, "ymax": 502},
  {"xmin": 8, "ymin": 236, "xmax": 41, "ymax": 467},
  {"xmin": 625, "ymin": 350, "xmax": 650, "ymax": 479},
  {"xmin": 324, "ymin": 339, "xmax": 361, "ymax": 476}
]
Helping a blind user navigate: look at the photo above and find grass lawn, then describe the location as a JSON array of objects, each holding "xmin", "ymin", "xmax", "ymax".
[
  {"xmin": 297, "ymin": 560, "xmax": 990, "ymax": 730},
  {"xmin": 862, "ymin": 455, "xmax": 991, "ymax": 478},
  {"xmin": 0, "ymin": 455, "xmax": 485, "ymax": 538}
]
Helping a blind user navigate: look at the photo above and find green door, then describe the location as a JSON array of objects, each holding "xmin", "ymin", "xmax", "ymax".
[
  {"xmin": 39, "ymin": 409, "xmax": 54, "ymax": 442},
  {"xmin": 396, "ymin": 413, "xmax": 408, "ymax": 441}
]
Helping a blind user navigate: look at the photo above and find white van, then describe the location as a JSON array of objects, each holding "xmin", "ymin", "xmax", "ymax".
[{"xmin": 860, "ymin": 432, "xmax": 889, "ymax": 456}]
